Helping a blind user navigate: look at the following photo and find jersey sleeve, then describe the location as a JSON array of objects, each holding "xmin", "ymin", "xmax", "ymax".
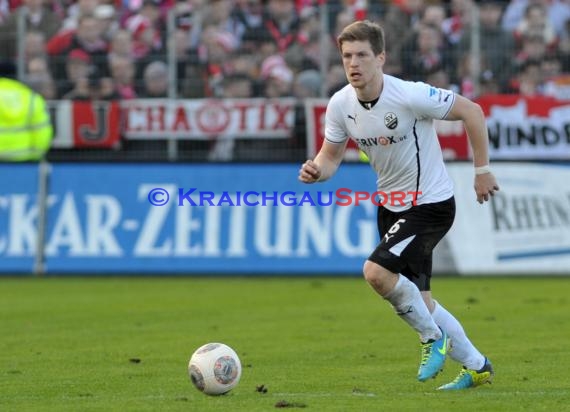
[
  {"xmin": 407, "ymin": 81, "xmax": 456, "ymax": 120},
  {"xmin": 324, "ymin": 95, "xmax": 349, "ymax": 144}
]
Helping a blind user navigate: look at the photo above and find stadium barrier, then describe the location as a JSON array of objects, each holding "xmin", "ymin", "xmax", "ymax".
[
  {"xmin": 306, "ymin": 95, "xmax": 570, "ymax": 161},
  {"xmin": 1, "ymin": 162, "xmax": 569, "ymax": 276},
  {"xmin": 46, "ymin": 95, "xmax": 570, "ymax": 162}
]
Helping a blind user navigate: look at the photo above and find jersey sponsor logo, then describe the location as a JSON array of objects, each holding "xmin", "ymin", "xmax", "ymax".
[
  {"xmin": 356, "ymin": 135, "xmax": 408, "ymax": 147},
  {"xmin": 384, "ymin": 112, "xmax": 398, "ymax": 130}
]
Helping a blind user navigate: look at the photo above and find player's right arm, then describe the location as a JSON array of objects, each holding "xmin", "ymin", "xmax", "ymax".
[
  {"xmin": 299, "ymin": 139, "xmax": 348, "ymax": 183},
  {"xmin": 299, "ymin": 94, "xmax": 348, "ymax": 184}
]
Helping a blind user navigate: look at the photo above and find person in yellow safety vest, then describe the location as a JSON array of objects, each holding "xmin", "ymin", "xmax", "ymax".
[{"xmin": 0, "ymin": 60, "xmax": 53, "ymax": 161}]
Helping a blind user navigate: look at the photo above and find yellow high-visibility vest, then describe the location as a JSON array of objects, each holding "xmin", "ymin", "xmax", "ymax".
[{"xmin": 0, "ymin": 78, "xmax": 53, "ymax": 161}]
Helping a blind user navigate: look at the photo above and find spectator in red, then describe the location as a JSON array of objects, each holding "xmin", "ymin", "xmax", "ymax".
[
  {"xmin": 129, "ymin": 18, "xmax": 163, "ymax": 59},
  {"xmin": 0, "ymin": 0, "xmax": 61, "ymax": 60},
  {"xmin": 58, "ymin": 47, "xmax": 91, "ymax": 97},
  {"xmin": 47, "ymin": 13, "xmax": 109, "ymax": 56},
  {"xmin": 441, "ymin": 0, "xmax": 474, "ymax": 46},
  {"xmin": 261, "ymin": 0, "xmax": 304, "ymax": 54},
  {"xmin": 260, "ymin": 53, "xmax": 294, "ymax": 97},
  {"xmin": 125, "ymin": 0, "xmax": 166, "ymax": 83},
  {"xmin": 48, "ymin": 13, "xmax": 109, "ymax": 97},
  {"xmin": 183, "ymin": 25, "xmax": 239, "ymax": 97},
  {"xmin": 124, "ymin": 0, "xmax": 164, "ymax": 59}
]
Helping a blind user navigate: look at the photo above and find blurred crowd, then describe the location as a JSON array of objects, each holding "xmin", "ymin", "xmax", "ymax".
[{"xmin": 0, "ymin": 0, "xmax": 569, "ymax": 103}]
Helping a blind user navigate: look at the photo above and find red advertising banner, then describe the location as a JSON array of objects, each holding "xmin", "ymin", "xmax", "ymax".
[
  {"xmin": 477, "ymin": 95, "xmax": 570, "ymax": 159},
  {"xmin": 72, "ymin": 101, "xmax": 121, "ymax": 148}
]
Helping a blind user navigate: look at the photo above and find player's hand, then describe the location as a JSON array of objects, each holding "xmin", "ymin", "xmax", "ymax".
[
  {"xmin": 299, "ymin": 160, "xmax": 322, "ymax": 183},
  {"xmin": 474, "ymin": 172, "xmax": 499, "ymax": 204}
]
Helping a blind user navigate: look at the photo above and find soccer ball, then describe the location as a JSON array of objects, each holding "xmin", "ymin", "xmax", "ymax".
[{"xmin": 188, "ymin": 342, "xmax": 242, "ymax": 395}]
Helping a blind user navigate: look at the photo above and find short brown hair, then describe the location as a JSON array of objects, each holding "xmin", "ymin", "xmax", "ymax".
[{"xmin": 337, "ymin": 20, "xmax": 385, "ymax": 55}]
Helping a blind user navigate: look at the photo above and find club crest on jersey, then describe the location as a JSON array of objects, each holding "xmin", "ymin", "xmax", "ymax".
[{"xmin": 384, "ymin": 112, "xmax": 398, "ymax": 130}]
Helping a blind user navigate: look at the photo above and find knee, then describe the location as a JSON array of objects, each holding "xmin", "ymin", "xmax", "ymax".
[
  {"xmin": 363, "ymin": 260, "xmax": 375, "ymax": 283},
  {"xmin": 363, "ymin": 260, "xmax": 387, "ymax": 287},
  {"xmin": 363, "ymin": 260, "xmax": 401, "ymax": 296}
]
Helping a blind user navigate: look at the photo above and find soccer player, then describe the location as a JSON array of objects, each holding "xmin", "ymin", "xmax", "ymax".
[{"xmin": 298, "ymin": 20, "xmax": 499, "ymax": 390}]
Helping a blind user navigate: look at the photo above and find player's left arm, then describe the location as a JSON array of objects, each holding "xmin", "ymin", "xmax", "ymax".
[{"xmin": 445, "ymin": 94, "xmax": 500, "ymax": 204}]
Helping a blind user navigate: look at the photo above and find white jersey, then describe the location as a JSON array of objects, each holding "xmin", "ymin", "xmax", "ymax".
[{"xmin": 325, "ymin": 74, "xmax": 456, "ymax": 212}]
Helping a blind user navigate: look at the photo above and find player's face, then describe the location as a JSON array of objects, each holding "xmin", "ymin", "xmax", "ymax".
[{"xmin": 340, "ymin": 40, "xmax": 385, "ymax": 95}]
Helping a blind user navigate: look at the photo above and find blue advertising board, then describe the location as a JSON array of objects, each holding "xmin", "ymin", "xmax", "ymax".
[
  {"xmin": 0, "ymin": 164, "xmax": 39, "ymax": 273},
  {"xmin": 1, "ymin": 163, "xmax": 382, "ymax": 275}
]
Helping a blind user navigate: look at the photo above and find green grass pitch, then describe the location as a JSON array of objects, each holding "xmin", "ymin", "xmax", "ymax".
[{"xmin": 1, "ymin": 276, "xmax": 569, "ymax": 411}]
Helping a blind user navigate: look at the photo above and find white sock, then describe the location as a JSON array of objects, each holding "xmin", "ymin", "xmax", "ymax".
[
  {"xmin": 384, "ymin": 274, "xmax": 441, "ymax": 343},
  {"xmin": 431, "ymin": 300, "xmax": 485, "ymax": 370}
]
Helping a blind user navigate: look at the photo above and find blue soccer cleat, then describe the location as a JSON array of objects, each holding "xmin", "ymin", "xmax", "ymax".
[
  {"xmin": 417, "ymin": 328, "xmax": 448, "ymax": 382},
  {"xmin": 437, "ymin": 358, "xmax": 494, "ymax": 390}
]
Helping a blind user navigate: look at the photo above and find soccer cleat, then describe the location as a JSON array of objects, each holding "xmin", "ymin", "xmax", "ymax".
[
  {"xmin": 437, "ymin": 358, "xmax": 494, "ymax": 390},
  {"xmin": 417, "ymin": 328, "xmax": 448, "ymax": 382}
]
